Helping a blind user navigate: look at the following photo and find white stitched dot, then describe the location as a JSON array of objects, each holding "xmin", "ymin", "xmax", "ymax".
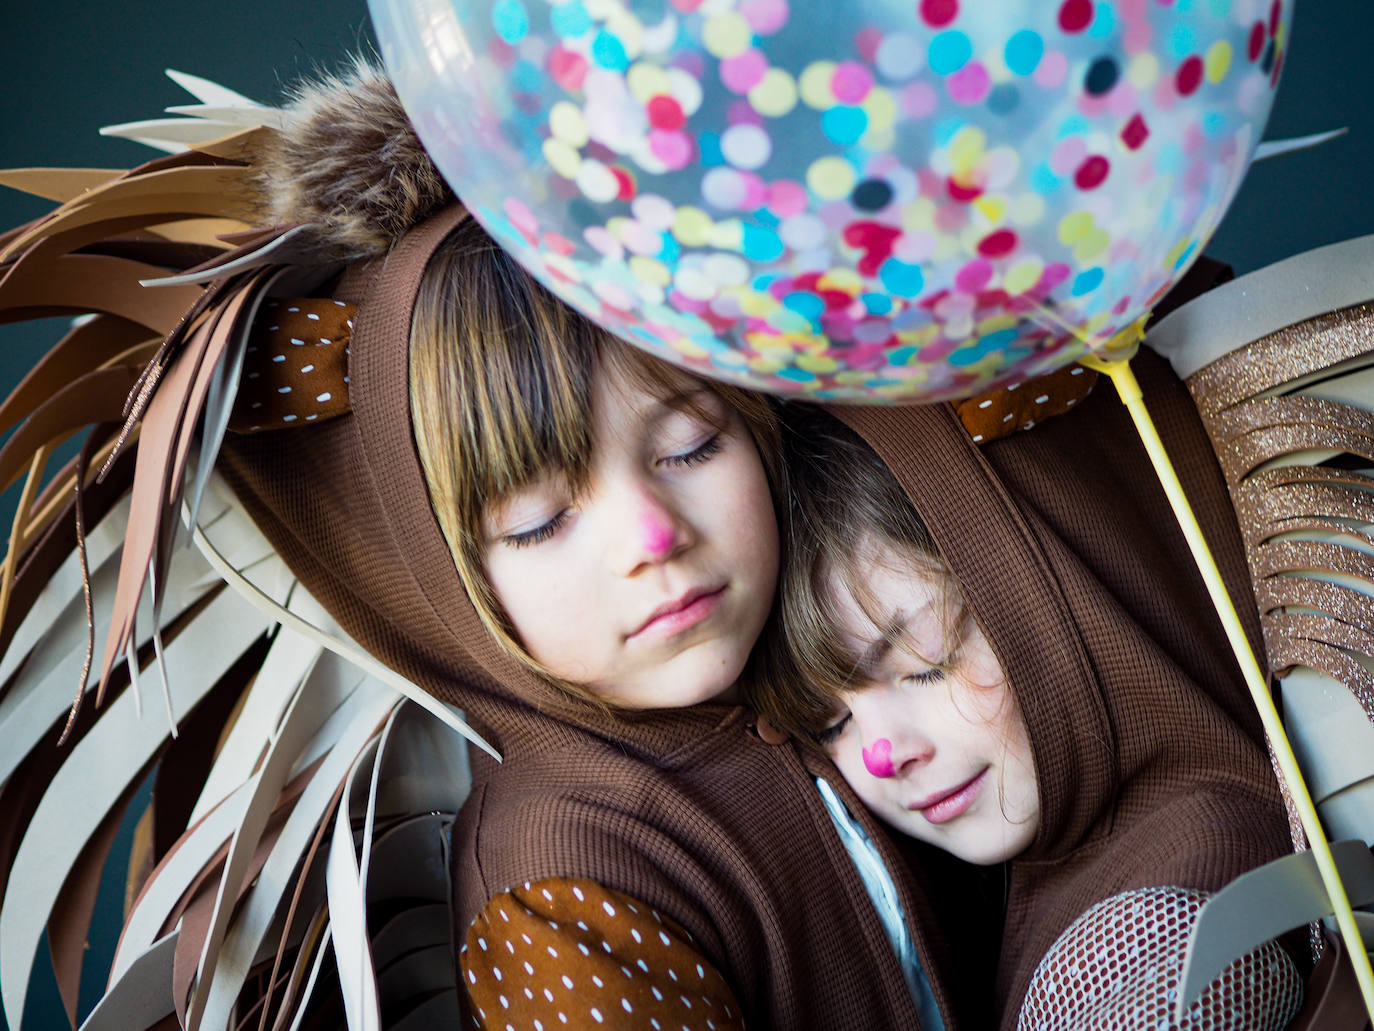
[
  {"xmin": 499, "ymin": 994, "xmax": 508, "ymax": 1009},
  {"xmin": 548, "ymin": 945, "xmax": 559, "ymax": 957},
  {"xmin": 1007, "ymin": 381, "xmax": 1020, "ymax": 390},
  {"xmin": 300, "ymin": 364, "xmax": 314, "ymax": 373},
  {"xmin": 651, "ymin": 1022, "xmax": 661, "ymax": 1030},
  {"xmin": 602, "ymin": 901, "xmax": 616, "ymax": 917},
  {"xmin": 621, "ymin": 966, "xmax": 633, "ymax": 978},
  {"xmin": 307, "ymin": 312, "xmax": 320, "ymax": 320},
  {"xmin": 272, "ymin": 354, "xmax": 285, "ymax": 363},
  {"xmin": 522, "ymin": 933, "xmax": 533, "ymax": 945},
  {"xmin": 507, "ymin": 1024, "xmax": 515, "ymax": 1031},
  {"xmin": 652, "ymin": 987, "xmax": 663, "ymax": 1001},
  {"xmin": 1023, "ymin": 420, "xmax": 1035, "ymax": 429},
  {"xmin": 558, "ymin": 1015, "xmax": 567, "ymax": 1025},
  {"xmin": 562, "ymin": 975, "xmax": 575, "ymax": 990},
  {"xmin": 250, "ymin": 401, "xmax": 262, "ymax": 409},
  {"xmin": 306, "ymin": 414, "xmax": 317, "ymax": 420},
  {"xmin": 468, "ymin": 970, "xmax": 477, "ymax": 984},
  {"xmin": 543, "ymin": 889, "xmax": 554, "ymax": 901},
  {"xmin": 1002, "ymin": 412, "xmax": 1014, "ymax": 422},
  {"xmin": 622, "ymin": 999, "xmax": 633, "ymax": 1013},
  {"xmin": 681, "ymin": 996, "xmax": 691, "ymax": 1008},
  {"xmin": 669, "ymin": 969, "xmax": 678, "ymax": 981},
  {"xmin": 287, "ymin": 306, "xmax": 300, "ymax": 312},
  {"xmin": 573, "ymin": 886, "xmax": 585, "ymax": 901},
  {"xmin": 346, "ymin": 319, "xmax": 355, "ymax": 328},
  {"xmin": 725, "ymin": 1005, "xmax": 733, "ymax": 1017},
  {"xmin": 972, "ymin": 434, "xmax": 984, "ymax": 442},
  {"xmin": 1066, "ymin": 397, "xmax": 1077, "ymax": 406},
  {"xmin": 631, "ymin": 929, "xmax": 642, "ymax": 944},
  {"xmin": 343, "ymin": 375, "xmax": 350, "ymax": 383},
  {"xmin": 1034, "ymin": 394, "xmax": 1049, "ymax": 404},
  {"xmin": 708, "ymin": 1021, "xmax": 716, "ymax": 1030},
  {"xmin": 696, "ymin": 964, "xmax": 704, "ymax": 979},
  {"xmin": 524, "ymin": 988, "xmax": 533, "ymax": 999},
  {"xmin": 277, "ymin": 386, "xmax": 291, "ymax": 394},
  {"xmin": 659, "ymin": 931, "xmax": 671, "ymax": 946},
  {"xmin": 524, "ymin": 961, "xmax": 535, "ymax": 975},
  {"xmin": 494, "ymin": 967, "xmax": 503, "ymax": 981},
  {"xmin": 603, "ymin": 941, "xmax": 613, "ymax": 953},
  {"xmin": 578, "ymin": 944, "xmax": 590, "ymax": 957},
  {"xmin": 639, "ymin": 960, "xmax": 651, "ymax": 973},
  {"xmin": 505, "ymin": 940, "xmax": 514, "ymax": 953},
  {"xmin": 290, "ymin": 338, "xmax": 305, "ymax": 346},
  {"xmin": 651, "ymin": 911, "xmax": 662, "ymax": 923},
  {"xmin": 499, "ymin": 908, "xmax": 508, "ymax": 921},
  {"xmin": 627, "ymin": 902, "xmax": 639, "ymax": 914},
  {"xmin": 544, "ymin": 988, "xmax": 555, "ymax": 1003},
  {"xmin": 334, "ymin": 300, "xmax": 347, "ymax": 306},
  {"xmin": 591, "ymin": 1008, "xmax": 604, "ymax": 1023},
  {"xmin": 978, "ymin": 399, "xmax": 992, "ymax": 408},
  {"xmin": 535, "ymin": 1021, "xmax": 543, "ymax": 1031},
  {"xmin": 316, "ymin": 392, "xmax": 331, "ymax": 402},
  {"xmin": 577, "ymin": 921, "xmax": 589, "ymax": 931},
  {"xmin": 1070, "ymin": 366, "xmax": 1084, "ymax": 375},
  {"xmin": 592, "ymin": 975, "xmax": 604, "ymax": 988},
  {"xmin": 283, "ymin": 414, "xmax": 297, "ymax": 423},
  {"xmin": 247, "ymin": 372, "xmax": 260, "ymax": 379},
  {"xmin": 548, "ymin": 921, "xmax": 559, "ymax": 930},
  {"xmin": 320, "ymin": 337, "xmax": 332, "ymax": 344},
  {"xmin": 478, "ymin": 937, "xmax": 487, "ymax": 950}
]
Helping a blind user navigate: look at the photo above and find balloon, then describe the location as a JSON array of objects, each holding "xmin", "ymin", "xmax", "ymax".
[{"xmin": 370, "ymin": 0, "xmax": 1291, "ymax": 402}]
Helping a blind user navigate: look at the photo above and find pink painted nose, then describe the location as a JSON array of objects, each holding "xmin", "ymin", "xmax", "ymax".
[
  {"xmin": 862, "ymin": 738, "xmax": 895, "ymax": 778},
  {"xmin": 640, "ymin": 511, "xmax": 676, "ymax": 560}
]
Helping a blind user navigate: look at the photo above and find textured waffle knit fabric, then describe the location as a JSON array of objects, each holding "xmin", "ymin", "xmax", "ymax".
[{"xmin": 831, "ymin": 344, "xmax": 1294, "ymax": 1030}]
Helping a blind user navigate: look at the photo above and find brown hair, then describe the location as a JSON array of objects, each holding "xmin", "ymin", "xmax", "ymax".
[
  {"xmin": 408, "ymin": 215, "xmax": 783, "ymax": 702},
  {"xmin": 751, "ymin": 403, "xmax": 960, "ymax": 738}
]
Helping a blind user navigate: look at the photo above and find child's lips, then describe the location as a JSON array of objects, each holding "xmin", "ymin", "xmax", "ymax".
[
  {"xmin": 910, "ymin": 767, "xmax": 988, "ymax": 825},
  {"xmin": 629, "ymin": 585, "xmax": 725, "ymax": 640}
]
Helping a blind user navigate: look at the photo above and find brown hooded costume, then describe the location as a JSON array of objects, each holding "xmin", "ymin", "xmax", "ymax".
[
  {"xmin": 0, "ymin": 66, "xmax": 1297, "ymax": 1031},
  {"xmin": 830, "ymin": 343, "xmax": 1295, "ymax": 1028}
]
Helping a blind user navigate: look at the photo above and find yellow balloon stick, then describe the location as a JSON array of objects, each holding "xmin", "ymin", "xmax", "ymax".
[{"xmin": 1076, "ymin": 335, "xmax": 1374, "ymax": 1025}]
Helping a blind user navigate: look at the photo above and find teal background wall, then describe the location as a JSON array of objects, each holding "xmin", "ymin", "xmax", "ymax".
[{"xmin": 0, "ymin": 0, "xmax": 1372, "ymax": 1028}]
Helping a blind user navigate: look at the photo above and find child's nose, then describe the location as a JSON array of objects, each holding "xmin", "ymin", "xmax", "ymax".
[
  {"xmin": 853, "ymin": 694, "xmax": 933, "ymax": 778},
  {"xmin": 617, "ymin": 487, "xmax": 692, "ymax": 574}
]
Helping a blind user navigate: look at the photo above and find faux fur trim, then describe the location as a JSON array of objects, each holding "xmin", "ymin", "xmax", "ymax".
[{"xmin": 259, "ymin": 58, "xmax": 454, "ymax": 259}]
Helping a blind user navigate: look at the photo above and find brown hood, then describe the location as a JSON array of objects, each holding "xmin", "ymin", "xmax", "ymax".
[{"xmin": 833, "ymin": 345, "xmax": 1290, "ymax": 1024}]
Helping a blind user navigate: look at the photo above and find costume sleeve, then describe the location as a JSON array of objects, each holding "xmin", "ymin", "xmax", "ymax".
[
  {"xmin": 1015, "ymin": 886, "xmax": 1302, "ymax": 1031},
  {"xmin": 461, "ymin": 877, "xmax": 745, "ymax": 1030}
]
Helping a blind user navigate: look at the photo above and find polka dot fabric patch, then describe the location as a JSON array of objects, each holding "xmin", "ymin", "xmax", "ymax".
[
  {"xmin": 373, "ymin": 0, "xmax": 1291, "ymax": 402},
  {"xmin": 229, "ymin": 298, "xmax": 353, "ymax": 433},
  {"xmin": 955, "ymin": 363, "xmax": 1097, "ymax": 444},
  {"xmin": 462, "ymin": 878, "xmax": 743, "ymax": 1030}
]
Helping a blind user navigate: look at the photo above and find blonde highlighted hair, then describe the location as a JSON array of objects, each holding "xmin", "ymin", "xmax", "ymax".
[{"xmin": 408, "ymin": 215, "xmax": 782, "ymax": 702}]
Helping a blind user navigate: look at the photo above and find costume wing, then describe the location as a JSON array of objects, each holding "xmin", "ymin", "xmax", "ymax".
[{"xmin": 0, "ymin": 74, "xmax": 480, "ymax": 1031}]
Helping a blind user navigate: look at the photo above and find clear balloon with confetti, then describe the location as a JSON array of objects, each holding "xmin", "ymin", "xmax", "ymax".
[{"xmin": 370, "ymin": 0, "xmax": 1291, "ymax": 402}]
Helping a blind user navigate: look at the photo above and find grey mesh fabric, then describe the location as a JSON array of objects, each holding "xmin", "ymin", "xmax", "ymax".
[{"xmin": 1017, "ymin": 887, "xmax": 1302, "ymax": 1031}]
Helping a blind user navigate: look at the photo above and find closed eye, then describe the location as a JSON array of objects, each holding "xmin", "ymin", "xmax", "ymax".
[
  {"xmin": 815, "ymin": 712, "xmax": 851, "ymax": 748},
  {"xmin": 899, "ymin": 668, "xmax": 945, "ymax": 687},
  {"xmin": 661, "ymin": 433, "xmax": 722, "ymax": 469},
  {"xmin": 503, "ymin": 509, "xmax": 569, "ymax": 548}
]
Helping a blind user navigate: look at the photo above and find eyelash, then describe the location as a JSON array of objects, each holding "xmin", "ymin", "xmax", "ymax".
[
  {"xmin": 815, "ymin": 713, "xmax": 850, "ymax": 748},
  {"xmin": 663, "ymin": 433, "xmax": 722, "ymax": 468},
  {"xmin": 900, "ymin": 668, "xmax": 946, "ymax": 686},
  {"xmin": 503, "ymin": 510, "xmax": 569, "ymax": 549},
  {"xmin": 502, "ymin": 435, "xmax": 723, "ymax": 548}
]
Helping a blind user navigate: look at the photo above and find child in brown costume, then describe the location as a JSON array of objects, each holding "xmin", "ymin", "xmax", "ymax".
[{"xmin": 754, "ymin": 392, "xmax": 1306, "ymax": 1030}]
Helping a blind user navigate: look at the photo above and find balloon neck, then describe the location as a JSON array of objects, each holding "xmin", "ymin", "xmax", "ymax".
[{"xmin": 1077, "ymin": 313, "xmax": 1151, "ymax": 404}]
